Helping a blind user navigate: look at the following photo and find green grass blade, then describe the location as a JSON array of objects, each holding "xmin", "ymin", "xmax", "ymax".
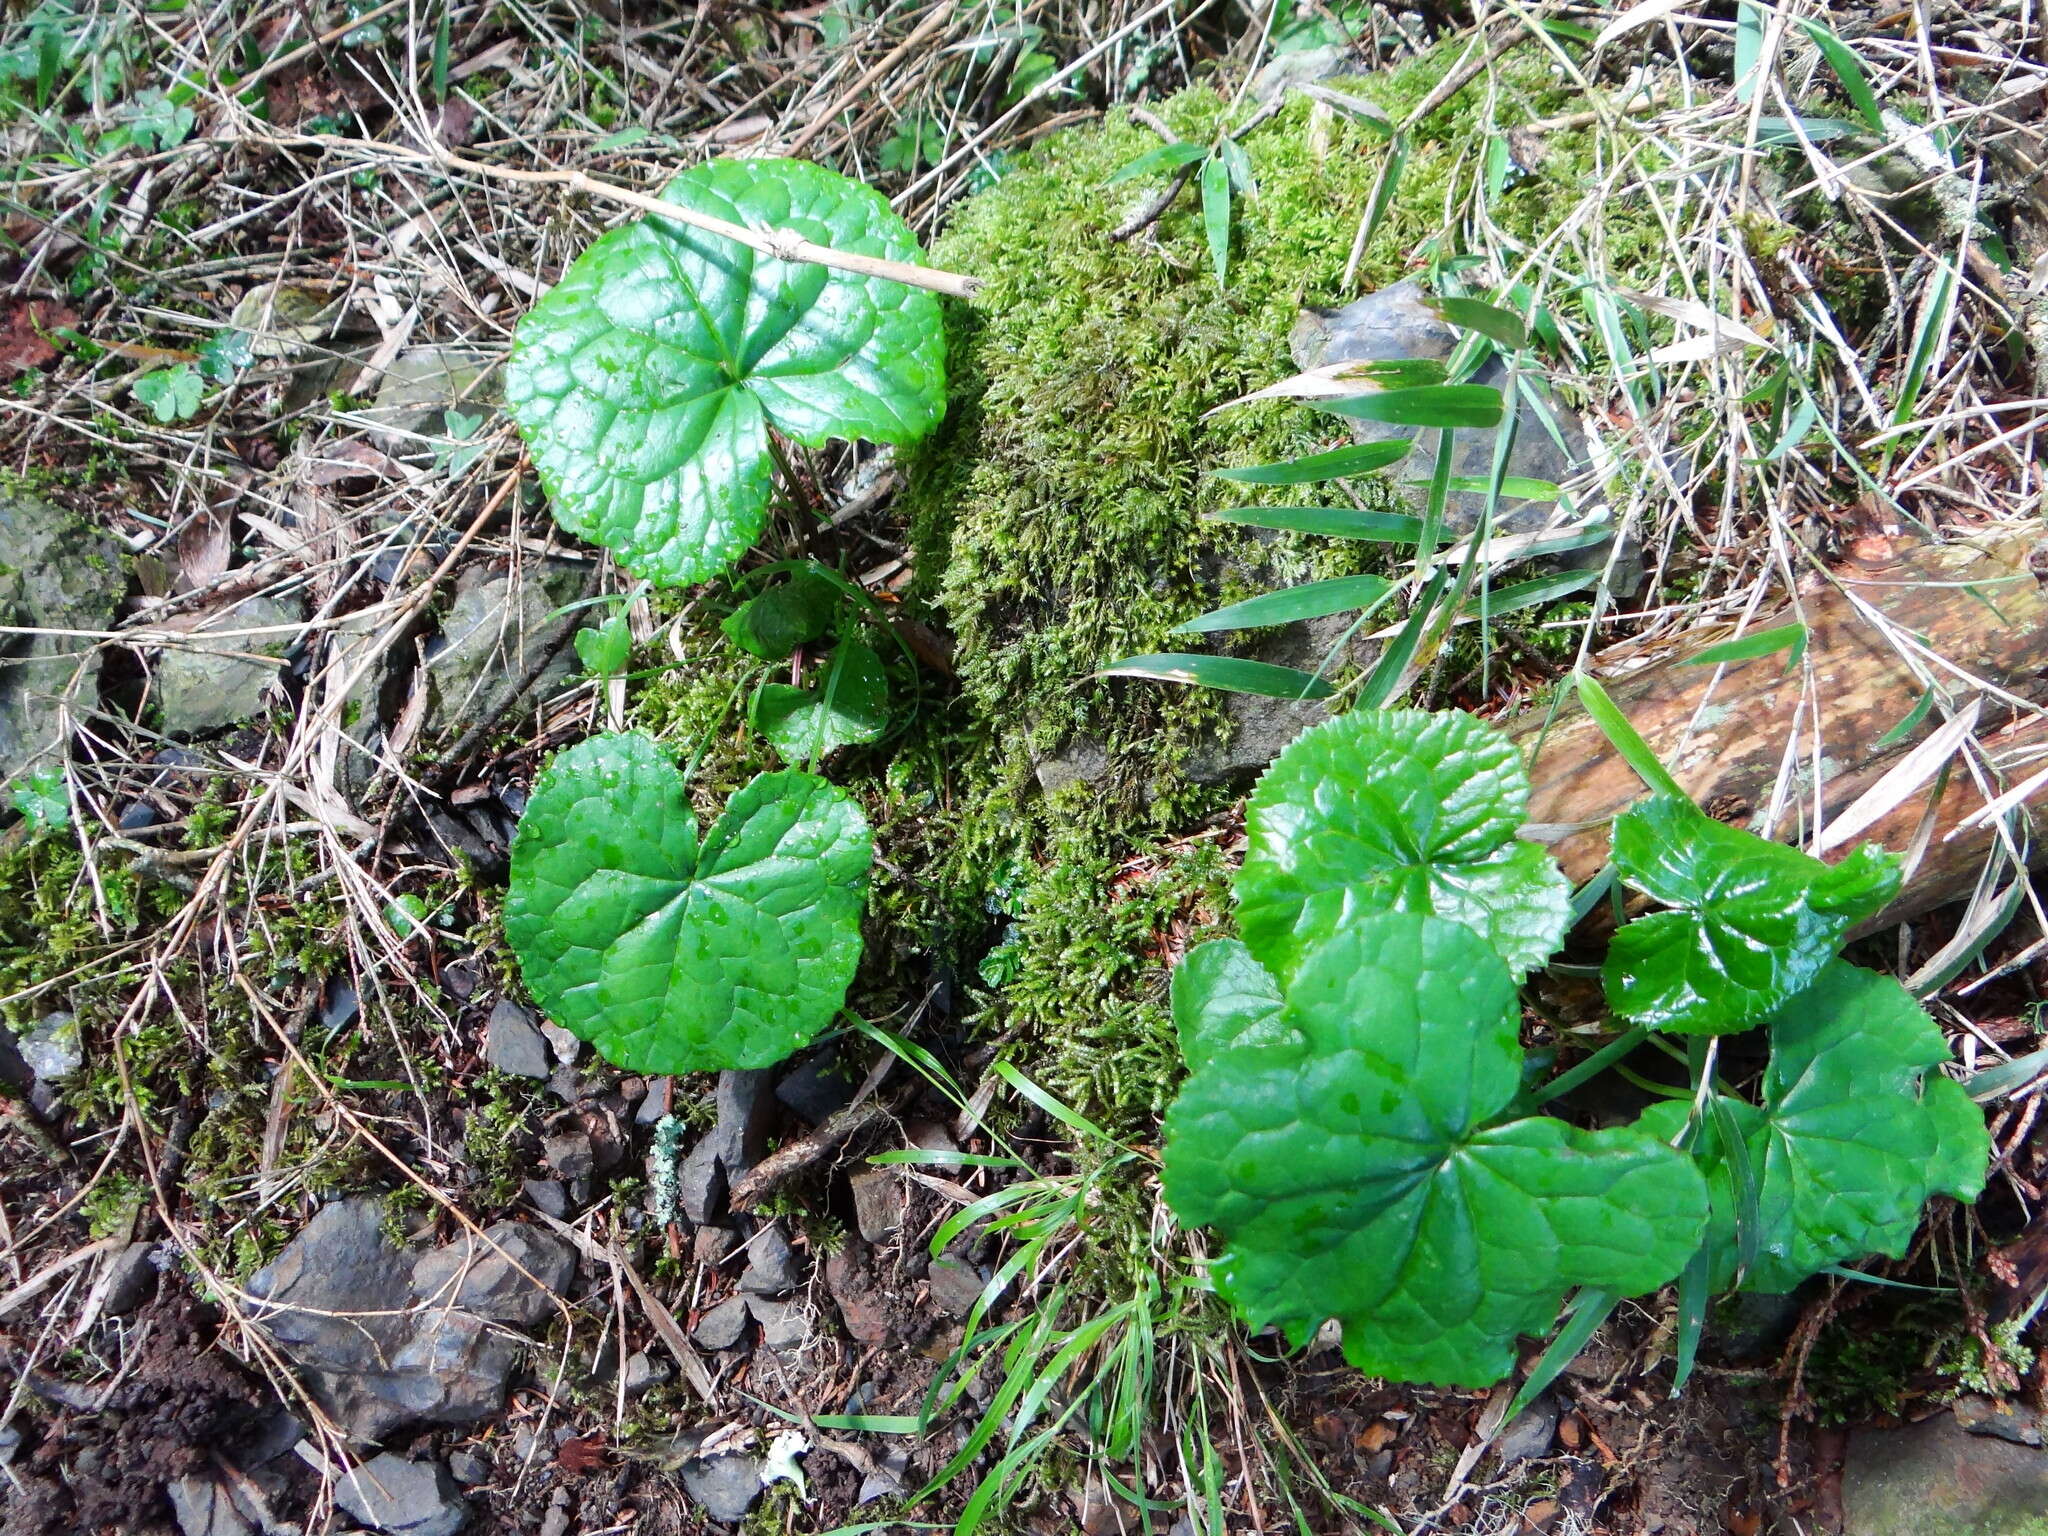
[
  {"xmin": 432, "ymin": 6, "xmax": 453, "ymax": 103},
  {"xmin": 1357, "ymin": 568, "xmax": 1449, "ymax": 709},
  {"xmin": 1321, "ymin": 384, "xmax": 1504, "ymax": 429},
  {"xmin": 1104, "ymin": 141, "xmax": 1206, "ymax": 183},
  {"xmin": 1468, "ymin": 567, "xmax": 1597, "ymax": 618},
  {"xmin": 1671, "ymin": 1246, "xmax": 1711, "ymax": 1396},
  {"xmin": 1573, "ymin": 671, "xmax": 1687, "ymax": 799},
  {"xmin": 1506, "ymin": 1288, "xmax": 1620, "ymax": 1423},
  {"xmin": 1097, "ymin": 653, "xmax": 1337, "ymax": 699},
  {"xmin": 1205, "ymin": 505, "xmax": 1423, "ymax": 542},
  {"xmin": 1681, "ymin": 621, "xmax": 1808, "ymax": 670},
  {"xmin": 1875, "ymin": 684, "xmax": 1939, "ymax": 749},
  {"xmin": 1174, "ymin": 574, "xmax": 1394, "ymax": 633},
  {"xmin": 1402, "ymin": 474, "xmax": 1560, "ymax": 500},
  {"xmin": 1893, "ymin": 258, "xmax": 1956, "ymax": 425},
  {"xmin": 1213, "ymin": 441, "xmax": 1414, "ymax": 484},
  {"xmin": 1802, "ymin": 21, "xmax": 1885, "ymax": 132},
  {"xmin": 1201, "ymin": 155, "xmax": 1230, "ymax": 288}
]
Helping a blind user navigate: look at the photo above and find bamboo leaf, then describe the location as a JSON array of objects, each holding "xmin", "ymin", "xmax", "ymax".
[
  {"xmin": 1214, "ymin": 441, "xmax": 1415, "ymax": 485},
  {"xmin": 1206, "ymin": 505, "xmax": 1424, "ymax": 542},
  {"xmin": 1802, "ymin": 21, "xmax": 1885, "ymax": 132},
  {"xmin": 1104, "ymin": 141, "xmax": 1207, "ymax": 183},
  {"xmin": 1201, "ymin": 155, "xmax": 1231, "ymax": 288},
  {"xmin": 1097, "ymin": 654, "xmax": 1336, "ymax": 699},
  {"xmin": 1175, "ymin": 574, "xmax": 1394, "ymax": 634},
  {"xmin": 1322, "ymin": 385, "xmax": 1504, "ymax": 429},
  {"xmin": 1680, "ymin": 622, "xmax": 1808, "ymax": 670},
  {"xmin": 1424, "ymin": 296, "xmax": 1530, "ymax": 351},
  {"xmin": 1573, "ymin": 672, "xmax": 1687, "ymax": 799}
]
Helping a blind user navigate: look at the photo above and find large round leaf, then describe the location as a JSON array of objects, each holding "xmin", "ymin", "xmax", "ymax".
[
  {"xmin": 504, "ymin": 158, "xmax": 946, "ymax": 587},
  {"xmin": 1237, "ymin": 709, "xmax": 1571, "ymax": 979},
  {"xmin": 1642, "ymin": 961, "xmax": 1988, "ymax": 1293},
  {"xmin": 505, "ymin": 731, "xmax": 872, "ymax": 1073},
  {"xmin": 1163, "ymin": 913, "xmax": 1707, "ymax": 1387},
  {"xmin": 1605, "ymin": 796, "xmax": 1901, "ymax": 1034}
]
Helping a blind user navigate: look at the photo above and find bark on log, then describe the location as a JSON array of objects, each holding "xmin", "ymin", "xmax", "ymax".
[{"xmin": 1513, "ymin": 528, "xmax": 2048, "ymax": 929}]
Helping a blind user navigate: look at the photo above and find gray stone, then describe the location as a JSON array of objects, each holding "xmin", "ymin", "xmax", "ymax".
[
  {"xmin": 622, "ymin": 1349, "xmax": 671, "ymax": 1397},
  {"xmin": 335, "ymin": 1452, "xmax": 469, "ymax": 1536},
  {"xmin": 539, "ymin": 1021, "xmax": 580, "ymax": 1066},
  {"xmin": 1843, "ymin": 1410, "xmax": 2048, "ymax": 1535},
  {"xmin": 363, "ymin": 347, "xmax": 500, "ymax": 450},
  {"xmin": 739, "ymin": 1225, "xmax": 800, "ymax": 1296},
  {"xmin": 746, "ymin": 1294, "xmax": 810, "ymax": 1354},
  {"xmin": 926, "ymin": 1257, "xmax": 987, "ymax": 1320},
  {"xmin": 538, "ymin": 1489, "xmax": 572, "ymax": 1536},
  {"xmin": 542, "ymin": 1131, "xmax": 594, "ymax": 1180},
  {"xmin": 153, "ymin": 593, "xmax": 299, "ymax": 737},
  {"xmin": 0, "ymin": 495, "xmax": 126, "ymax": 782},
  {"xmin": 410, "ymin": 1220, "xmax": 575, "ymax": 1326},
  {"xmin": 680, "ymin": 1453, "xmax": 764, "ymax": 1524},
  {"xmin": 848, "ymin": 1169, "xmax": 904, "ymax": 1245},
  {"xmin": 167, "ymin": 1475, "xmax": 255, "ymax": 1536},
  {"xmin": 101, "ymin": 1240, "xmax": 159, "ymax": 1317},
  {"xmin": 679, "ymin": 1069, "xmax": 774, "ymax": 1224},
  {"xmin": 776, "ymin": 1048, "xmax": 857, "ymax": 1125},
  {"xmin": 19, "ymin": 1012, "xmax": 81, "ymax": 1084},
  {"xmin": 246, "ymin": 1198, "xmax": 520, "ymax": 1443},
  {"xmin": 1954, "ymin": 1394, "xmax": 2045, "ymax": 1448},
  {"xmin": 1492, "ymin": 1393, "xmax": 1559, "ymax": 1464},
  {"xmin": 636, "ymin": 1078, "xmax": 672, "ymax": 1126},
  {"xmin": 521, "ymin": 1179, "xmax": 569, "ymax": 1220},
  {"xmin": 693, "ymin": 1295, "xmax": 752, "ymax": 1351},
  {"xmin": 1710, "ymin": 1288, "xmax": 1805, "ymax": 1362},
  {"xmin": 446, "ymin": 1445, "xmax": 492, "ymax": 1486},
  {"xmin": 423, "ymin": 561, "xmax": 586, "ymax": 738},
  {"xmin": 482, "ymin": 1001, "xmax": 549, "ymax": 1079},
  {"xmin": 856, "ymin": 1449, "xmax": 910, "ymax": 1505}
]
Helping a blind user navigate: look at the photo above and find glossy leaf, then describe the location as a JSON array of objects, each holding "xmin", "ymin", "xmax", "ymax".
[
  {"xmin": 1321, "ymin": 385, "xmax": 1504, "ymax": 429},
  {"xmin": 1605, "ymin": 796, "xmax": 1902, "ymax": 1034},
  {"xmin": 722, "ymin": 568, "xmax": 840, "ymax": 659},
  {"xmin": 1212, "ymin": 441, "xmax": 1414, "ymax": 485},
  {"xmin": 1171, "ymin": 938, "xmax": 1293, "ymax": 1071},
  {"xmin": 1174, "ymin": 574, "xmax": 1393, "ymax": 634},
  {"xmin": 505, "ymin": 732, "xmax": 872, "ymax": 1073},
  {"xmin": 1238, "ymin": 708, "xmax": 1572, "ymax": 979},
  {"xmin": 1096, "ymin": 654, "xmax": 1335, "ymax": 699},
  {"xmin": 1642, "ymin": 963, "xmax": 1988, "ymax": 1292},
  {"xmin": 750, "ymin": 639, "xmax": 889, "ymax": 761},
  {"xmin": 505, "ymin": 158, "xmax": 945, "ymax": 588},
  {"xmin": 1205, "ymin": 505, "xmax": 1424, "ymax": 542},
  {"xmin": 1163, "ymin": 915, "xmax": 1708, "ymax": 1386}
]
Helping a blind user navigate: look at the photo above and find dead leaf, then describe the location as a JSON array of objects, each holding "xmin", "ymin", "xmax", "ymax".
[
  {"xmin": 304, "ymin": 438, "xmax": 405, "ymax": 486},
  {"xmin": 0, "ymin": 298, "xmax": 78, "ymax": 376},
  {"xmin": 556, "ymin": 1433, "xmax": 607, "ymax": 1475},
  {"xmin": 176, "ymin": 504, "xmax": 236, "ymax": 593}
]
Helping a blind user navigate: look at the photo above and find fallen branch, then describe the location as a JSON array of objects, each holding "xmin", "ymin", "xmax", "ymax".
[{"xmin": 727, "ymin": 1097, "xmax": 899, "ymax": 1211}]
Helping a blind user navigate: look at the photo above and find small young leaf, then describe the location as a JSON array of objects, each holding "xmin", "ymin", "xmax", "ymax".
[
  {"xmin": 750, "ymin": 639, "xmax": 889, "ymax": 761},
  {"xmin": 722, "ymin": 570, "xmax": 839, "ymax": 660},
  {"xmin": 1200, "ymin": 154, "xmax": 1231, "ymax": 288},
  {"xmin": 1096, "ymin": 654, "xmax": 1335, "ymax": 699},
  {"xmin": 505, "ymin": 732, "xmax": 872, "ymax": 1074},
  {"xmin": 1163, "ymin": 914, "xmax": 1708, "ymax": 1387},
  {"xmin": 574, "ymin": 612, "xmax": 633, "ymax": 676},
  {"xmin": 1173, "ymin": 574, "xmax": 1393, "ymax": 634},
  {"xmin": 1171, "ymin": 938, "xmax": 1294, "ymax": 1071},
  {"xmin": 1573, "ymin": 672, "xmax": 1686, "ymax": 799},
  {"xmin": 1205, "ymin": 506, "xmax": 1423, "ymax": 542},
  {"xmin": 1604, "ymin": 796, "xmax": 1903, "ymax": 1034},
  {"xmin": 1423, "ymin": 296, "xmax": 1529, "ymax": 351},
  {"xmin": 1212, "ymin": 441, "xmax": 1414, "ymax": 485},
  {"xmin": 9, "ymin": 766, "xmax": 68, "ymax": 831},
  {"xmin": 1320, "ymin": 384, "xmax": 1505, "ymax": 429},
  {"xmin": 1642, "ymin": 962, "xmax": 1989, "ymax": 1293},
  {"xmin": 504, "ymin": 159, "xmax": 946, "ymax": 589},
  {"xmin": 1238, "ymin": 708, "xmax": 1573, "ymax": 980},
  {"xmin": 1103, "ymin": 141, "xmax": 1208, "ymax": 184},
  {"xmin": 1402, "ymin": 475, "xmax": 1561, "ymax": 501},
  {"xmin": 133, "ymin": 365, "xmax": 203, "ymax": 423}
]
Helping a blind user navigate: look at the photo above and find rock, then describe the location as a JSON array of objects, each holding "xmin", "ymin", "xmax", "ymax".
[
  {"xmin": 681, "ymin": 1454, "xmax": 764, "ymax": 1524},
  {"xmin": 1843, "ymin": 1410, "xmax": 2048, "ymax": 1535},
  {"xmin": 363, "ymin": 347, "xmax": 499, "ymax": 449},
  {"xmin": 482, "ymin": 1001, "xmax": 549, "ymax": 1079},
  {"xmin": 693, "ymin": 1225, "xmax": 739, "ymax": 1267},
  {"xmin": 926, "ymin": 1257, "xmax": 987, "ymax": 1320},
  {"xmin": 167, "ymin": 1474, "xmax": 255, "ymax": 1536},
  {"xmin": 246, "ymin": 1198, "xmax": 520, "ymax": 1443},
  {"xmin": 0, "ymin": 495, "xmax": 126, "ymax": 782},
  {"xmin": 100, "ymin": 1240, "xmax": 159, "ymax": 1317},
  {"xmin": 1493, "ymin": 1394, "xmax": 1559, "ymax": 1464},
  {"xmin": 848, "ymin": 1170, "xmax": 904, "ymax": 1245},
  {"xmin": 542, "ymin": 1131, "xmax": 594, "ymax": 1180},
  {"xmin": 679, "ymin": 1069, "xmax": 774, "ymax": 1224},
  {"xmin": 422, "ymin": 561, "xmax": 586, "ymax": 738},
  {"xmin": 636, "ymin": 1079, "xmax": 672, "ymax": 1126},
  {"xmin": 521, "ymin": 1179, "xmax": 570, "ymax": 1220},
  {"xmin": 1709, "ymin": 1289, "xmax": 1805, "ymax": 1363},
  {"xmin": 410, "ymin": 1221, "xmax": 575, "ymax": 1326},
  {"xmin": 540, "ymin": 1022, "xmax": 581, "ymax": 1066},
  {"xmin": 622, "ymin": 1349, "xmax": 671, "ymax": 1396},
  {"xmin": 857, "ymin": 1449, "xmax": 910, "ymax": 1505},
  {"xmin": 825, "ymin": 1244, "xmax": 891, "ymax": 1346},
  {"xmin": 693, "ymin": 1295, "xmax": 752, "ymax": 1351},
  {"xmin": 321, "ymin": 979, "xmax": 361, "ymax": 1033},
  {"xmin": 153, "ymin": 593, "xmax": 299, "ymax": 737},
  {"xmin": 775, "ymin": 1047, "xmax": 857, "ymax": 1124},
  {"xmin": 445, "ymin": 1445, "xmax": 492, "ymax": 1486},
  {"xmin": 1954, "ymin": 1394, "xmax": 2045, "ymax": 1448},
  {"xmin": 538, "ymin": 1489, "xmax": 573, "ymax": 1536},
  {"xmin": 739, "ymin": 1225, "xmax": 800, "ymax": 1296},
  {"xmin": 18, "ymin": 1012, "xmax": 81, "ymax": 1084},
  {"xmin": 747, "ymin": 1295, "xmax": 810, "ymax": 1354},
  {"xmin": 335, "ymin": 1452, "xmax": 469, "ymax": 1536}
]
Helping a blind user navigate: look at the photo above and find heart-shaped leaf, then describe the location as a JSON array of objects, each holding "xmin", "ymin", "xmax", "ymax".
[
  {"xmin": 1237, "ymin": 708, "xmax": 1572, "ymax": 979},
  {"xmin": 750, "ymin": 640, "xmax": 888, "ymax": 762},
  {"xmin": 505, "ymin": 731, "xmax": 872, "ymax": 1074},
  {"xmin": 1605, "ymin": 796, "xmax": 1901, "ymax": 1034},
  {"xmin": 1171, "ymin": 937, "xmax": 1293, "ymax": 1071},
  {"xmin": 723, "ymin": 568, "xmax": 840, "ymax": 660},
  {"xmin": 505, "ymin": 158, "xmax": 946, "ymax": 588},
  {"xmin": 1163, "ymin": 914, "xmax": 1708, "ymax": 1386},
  {"xmin": 1642, "ymin": 962, "xmax": 1988, "ymax": 1293}
]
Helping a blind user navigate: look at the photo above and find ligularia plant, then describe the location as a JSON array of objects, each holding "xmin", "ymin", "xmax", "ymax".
[{"xmin": 1162, "ymin": 704, "xmax": 1990, "ymax": 1389}]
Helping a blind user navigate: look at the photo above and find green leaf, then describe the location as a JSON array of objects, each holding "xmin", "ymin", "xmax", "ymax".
[
  {"xmin": 1201, "ymin": 154, "xmax": 1231, "ymax": 288},
  {"xmin": 1174, "ymin": 574, "xmax": 1392, "ymax": 634},
  {"xmin": 196, "ymin": 329, "xmax": 255, "ymax": 384},
  {"xmin": 1096, "ymin": 654, "xmax": 1335, "ymax": 699},
  {"xmin": 750, "ymin": 639, "xmax": 889, "ymax": 761},
  {"xmin": 9, "ymin": 766, "xmax": 68, "ymax": 831},
  {"xmin": 1680, "ymin": 622, "xmax": 1807, "ymax": 670},
  {"xmin": 1238, "ymin": 708, "xmax": 1572, "ymax": 980},
  {"xmin": 1643, "ymin": 962, "xmax": 1989, "ymax": 1293},
  {"xmin": 1573, "ymin": 671, "xmax": 1685, "ymax": 799},
  {"xmin": 1103, "ymin": 141, "xmax": 1207, "ymax": 184},
  {"xmin": 574, "ymin": 612, "xmax": 633, "ymax": 676},
  {"xmin": 1798, "ymin": 27, "xmax": 1884, "ymax": 133},
  {"xmin": 1205, "ymin": 505, "xmax": 1423, "ymax": 542},
  {"xmin": 1212, "ymin": 441, "xmax": 1414, "ymax": 485},
  {"xmin": 133, "ymin": 364, "xmax": 203, "ymax": 423},
  {"xmin": 1423, "ymin": 296, "xmax": 1528, "ymax": 351},
  {"xmin": 1604, "ymin": 796, "xmax": 1903, "ymax": 1034},
  {"xmin": 1163, "ymin": 914, "xmax": 1708, "ymax": 1386},
  {"xmin": 722, "ymin": 569, "xmax": 839, "ymax": 660},
  {"xmin": 505, "ymin": 158, "xmax": 946, "ymax": 588},
  {"xmin": 505, "ymin": 731, "xmax": 872, "ymax": 1073},
  {"xmin": 1171, "ymin": 938, "xmax": 1294, "ymax": 1071},
  {"xmin": 1321, "ymin": 385, "xmax": 1504, "ymax": 429},
  {"xmin": 1470, "ymin": 568, "xmax": 1597, "ymax": 618},
  {"xmin": 1402, "ymin": 475, "xmax": 1560, "ymax": 501}
]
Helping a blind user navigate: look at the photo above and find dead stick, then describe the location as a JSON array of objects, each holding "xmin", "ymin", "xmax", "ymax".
[
  {"xmin": 784, "ymin": 0, "xmax": 959, "ymax": 158},
  {"xmin": 727, "ymin": 1098, "xmax": 898, "ymax": 1210}
]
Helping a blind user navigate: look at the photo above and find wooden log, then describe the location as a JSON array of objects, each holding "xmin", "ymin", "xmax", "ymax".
[{"xmin": 1513, "ymin": 528, "xmax": 2048, "ymax": 929}]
